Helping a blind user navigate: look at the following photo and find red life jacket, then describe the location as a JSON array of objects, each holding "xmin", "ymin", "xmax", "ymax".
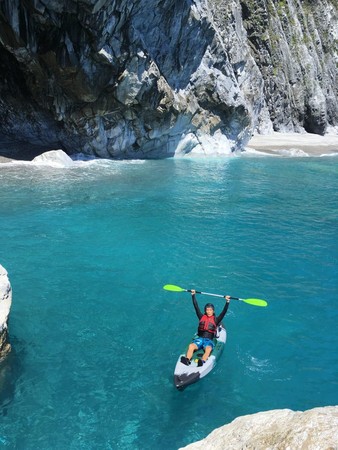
[{"xmin": 198, "ymin": 314, "xmax": 217, "ymax": 336}]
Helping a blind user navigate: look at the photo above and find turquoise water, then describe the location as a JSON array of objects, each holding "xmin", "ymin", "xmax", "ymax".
[{"xmin": 0, "ymin": 155, "xmax": 337, "ymax": 449}]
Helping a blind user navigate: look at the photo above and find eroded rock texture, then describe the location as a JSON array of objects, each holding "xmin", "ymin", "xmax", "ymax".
[
  {"xmin": 0, "ymin": 0, "xmax": 337, "ymax": 158},
  {"xmin": 0, "ymin": 265, "xmax": 12, "ymax": 361},
  {"xmin": 180, "ymin": 406, "xmax": 338, "ymax": 450}
]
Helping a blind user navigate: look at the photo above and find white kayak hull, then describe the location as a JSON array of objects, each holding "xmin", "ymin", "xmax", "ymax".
[{"xmin": 174, "ymin": 325, "xmax": 227, "ymax": 390}]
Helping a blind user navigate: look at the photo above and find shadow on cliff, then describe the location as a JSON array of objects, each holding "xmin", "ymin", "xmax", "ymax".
[
  {"xmin": 0, "ymin": 136, "xmax": 63, "ymax": 161},
  {"xmin": 0, "ymin": 46, "xmax": 67, "ymax": 159},
  {"xmin": 0, "ymin": 0, "xmax": 217, "ymax": 157}
]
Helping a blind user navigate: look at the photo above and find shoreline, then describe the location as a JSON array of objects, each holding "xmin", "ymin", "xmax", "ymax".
[
  {"xmin": 246, "ymin": 132, "xmax": 338, "ymax": 156},
  {"xmin": 1, "ymin": 132, "xmax": 338, "ymax": 163}
]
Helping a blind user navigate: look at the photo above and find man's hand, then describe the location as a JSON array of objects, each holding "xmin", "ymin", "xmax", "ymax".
[{"xmin": 225, "ymin": 295, "xmax": 231, "ymax": 303}]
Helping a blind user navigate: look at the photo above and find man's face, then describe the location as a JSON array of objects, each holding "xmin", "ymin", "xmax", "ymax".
[{"xmin": 205, "ymin": 307, "xmax": 214, "ymax": 317}]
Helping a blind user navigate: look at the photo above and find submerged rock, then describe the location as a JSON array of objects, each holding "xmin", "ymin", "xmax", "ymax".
[
  {"xmin": 180, "ymin": 406, "xmax": 338, "ymax": 449},
  {"xmin": 0, "ymin": 1, "xmax": 337, "ymax": 158},
  {"xmin": 0, "ymin": 265, "xmax": 12, "ymax": 361}
]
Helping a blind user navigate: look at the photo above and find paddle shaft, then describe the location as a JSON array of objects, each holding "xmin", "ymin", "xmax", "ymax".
[
  {"xmin": 187, "ymin": 289, "xmax": 226, "ymax": 298},
  {"xmin": 188, "ymin": 289, "xmax": 244, "ymax": 302}
]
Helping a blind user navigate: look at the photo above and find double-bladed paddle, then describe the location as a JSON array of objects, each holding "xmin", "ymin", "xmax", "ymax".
[{"xmin": 163, "ymin": 284, "xmax": 268, "ymax": 307}]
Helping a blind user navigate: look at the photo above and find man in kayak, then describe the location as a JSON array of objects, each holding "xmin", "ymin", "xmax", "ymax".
[{"xmin": 180, "ymin": 289, "xmax": 231, "ymax": 366}]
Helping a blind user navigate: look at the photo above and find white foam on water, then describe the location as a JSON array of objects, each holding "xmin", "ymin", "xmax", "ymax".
[
  {"xmin": 320, "ymin": 152, "xmax": 338, "ymax": 157},
  {"xmin": 0, "ymin": 150, "xmax": 148, "ymax": 170},
  {"xmin": 71, "ymin": 152, "xmax": 146, "ymax": 165},
  {"xmin": 244, "ymin": 146, "xmax": 338, "ymax": 158},
  {"xmin": 276, "ymin": 148, "xmax": 310, "ymax": 157},
  {"xmin": 242, "ymin": 147, "xmax": 278, "ymax": 157}
]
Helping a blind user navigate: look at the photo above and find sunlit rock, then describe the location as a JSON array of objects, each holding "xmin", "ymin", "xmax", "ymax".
[
  {"xmin": 180, "ymin": 406, "xmax": 338, "ymax": 450},
  {"xmin": 0, "ymin": 265, "xmax": 12, "ymax": 361},
  {"xmin": 32, "ymin": 149, "xmax": 74, "ymax": 167},
  {"xmin": 0, "ymin": 1, "xmax": 336, "ymax": 159}
]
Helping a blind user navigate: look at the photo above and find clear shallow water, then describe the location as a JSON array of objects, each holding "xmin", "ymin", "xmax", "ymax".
[{"xmin": 0, "ymin": 156, "xmax": 337, "ymax": 449}]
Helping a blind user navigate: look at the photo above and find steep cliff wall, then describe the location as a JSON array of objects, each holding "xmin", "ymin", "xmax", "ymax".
[
  {"xmin": 238, "ymin": 0, "xmax": 338, "ymax": 134},
  {"xmin": 0, "ymin": 0, "xmax": 337, "ymax": 159}
]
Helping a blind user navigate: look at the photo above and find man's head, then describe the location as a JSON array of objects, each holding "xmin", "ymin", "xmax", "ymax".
[{"xmin": 204, "ymin": 303, "xmax": 215, "ymax": 316}]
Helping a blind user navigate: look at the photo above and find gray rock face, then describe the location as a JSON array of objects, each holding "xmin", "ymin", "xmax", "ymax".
[
  {"xmin": 180, "ymin": 406, "xmax": 338, "ymax": 450},
  {"xmin": 240, "ymin": 0, "xmax": 338, "ymax": 135},
  {"xmin": 0, "ymin": 0, "xmax": 337, "ymax": 158},
  {"xmin": 0, "ymin": 265, "xmax": 12, "ymax": 361}
]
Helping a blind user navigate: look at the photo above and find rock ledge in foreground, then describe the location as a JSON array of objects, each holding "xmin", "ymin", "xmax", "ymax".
[
  {"xmin": 180, "ymin": 406, "xmax": 338, "ymax": 450},
  {"xmin": 0, "ymin": 264, "xmax": 12, "ymax": 361}
]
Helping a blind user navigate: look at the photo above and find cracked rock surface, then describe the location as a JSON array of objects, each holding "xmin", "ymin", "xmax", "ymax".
[{"xmin": 0, "ymin": 0, "xmax": 337, "ymax": 158}]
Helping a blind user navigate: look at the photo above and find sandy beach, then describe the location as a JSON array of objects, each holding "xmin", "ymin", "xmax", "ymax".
[{"xmin": 246, "ymin": 132, "xmax": 338, "ymax": 156}]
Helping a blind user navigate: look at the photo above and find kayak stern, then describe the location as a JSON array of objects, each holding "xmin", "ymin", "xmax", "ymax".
[{"xmin": 174, "ymin": 371, "xmax": 200, "ymax": 390}]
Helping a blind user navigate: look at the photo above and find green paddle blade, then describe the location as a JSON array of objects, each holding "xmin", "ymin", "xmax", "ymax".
[
  {"xmin": 163, "ymin": 284, "xmax": 186, "ymax": 292},
  {"xmin": 242, "ymin": 298, "xmax": 268, "ymax": 307}
]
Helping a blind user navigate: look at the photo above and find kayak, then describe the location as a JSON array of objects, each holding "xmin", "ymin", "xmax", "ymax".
[{"xmin": 174, "ymin": 324, "xmax": 227, "ymax": 390}]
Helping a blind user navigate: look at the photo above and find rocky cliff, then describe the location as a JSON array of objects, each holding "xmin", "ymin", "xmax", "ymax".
[
  {"xmin": 0, "ymin": 0, "xmax": 337, "ymax": 159},
  {"xmin": 0, "ymin": 265, "xmax": 12, "ymax": 361},
  {"xmin": 180, "ymin": 406, "xmax": 338, "ymax": 449}
]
